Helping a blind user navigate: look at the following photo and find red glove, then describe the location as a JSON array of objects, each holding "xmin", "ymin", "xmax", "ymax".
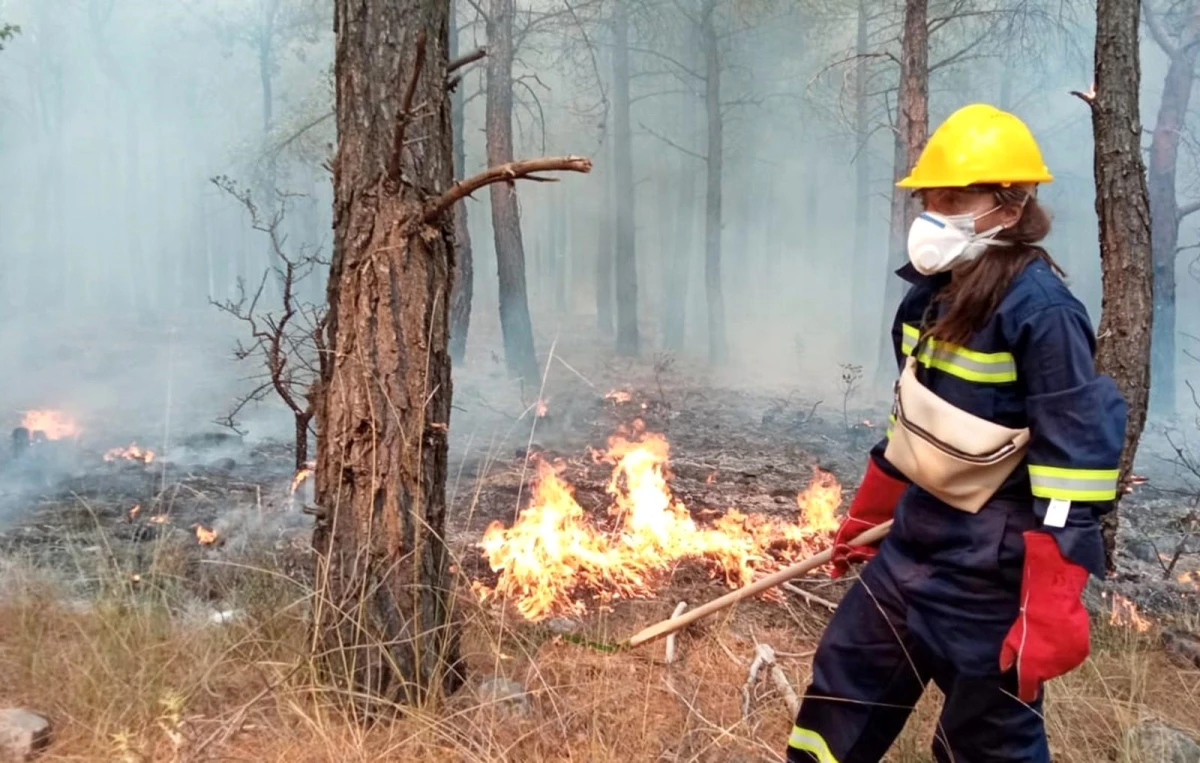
[
  {"xmin": 831, "ymin": 457, "xmax": 908, "ymax": 578},
  {"xmin": 999, "ymin": 531, "xmax": 1091, "ymax": 702}
]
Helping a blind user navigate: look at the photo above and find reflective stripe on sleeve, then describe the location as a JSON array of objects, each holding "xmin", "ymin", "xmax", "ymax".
[
  {"xmin": 788, "ymin": 726, "xmax": 839, "ymax": 763},
  {"xmin": 1027, "ymin": 465, "xmax": 1120, "ymax": 502},
  {"xmin": 900, "ymin": 323, "xmax": 1018, "ymax": 384}
]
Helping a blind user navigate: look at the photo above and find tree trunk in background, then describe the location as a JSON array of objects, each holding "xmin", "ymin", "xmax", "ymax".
[
  {"xmin": 1145, "ymin": 8, "xmax": 1200, "ymax": 415},
  {"xmin": 313, "ymin": 0, "xmax": 462, "ymax": 705},
  {"xmin": 875, "ymin": 0, "xmax": 928, "ymax": 387},
  {"xmin": 486, "ymin": 0, "xmax": 540, "ymax": 382},
  {"xmin": 448, "ymin": 0, "xmax": 474, "ymax": 363},
  {"xmin": 596, "ymin": 131, "xmax": 615, "ymax": 335},
  {"xmin": 553, "ymin": 188, "xmax": 568, "ymax": 314},
  {"xmin": 851, "ymin": 0, "xmax": 872, "ymax": 364},
  {"xmin": 612, "ymin": 0, "xmax": 640, "ymax": 356},
  {"xmin": 1088, "ymin": 0, "xmax": 1154, "ymax": 572},
  {"xmin": 701, "ymin": 0, "xmax": 727, "ymax": 365}
]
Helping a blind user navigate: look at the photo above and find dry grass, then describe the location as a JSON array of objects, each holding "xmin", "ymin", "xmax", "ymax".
[{"xmin": 1, "ymin": 549, "xmax": 1198, "ymax": 763}]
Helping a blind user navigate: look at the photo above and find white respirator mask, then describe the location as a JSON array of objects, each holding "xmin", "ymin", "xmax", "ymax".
[{"xmin": 906, "ymin": 206, "xmax": 1011, "ymax": 275}]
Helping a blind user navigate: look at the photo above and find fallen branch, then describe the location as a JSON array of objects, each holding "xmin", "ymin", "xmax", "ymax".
[
  {"xmin": 781, "ymin": 582, "xmax": 837, "ymax": 612},
  {"xmin": 423, "ymin": 156, "xmax": 593, "ymax": 222},
  {"xmin": 665, "ymin": 601, "xmax": 688, "ymax": 664},
  {"xmin": 387, "ymin": 29, "xmax": 427, "ymax": 188},
  {"xmin": 741, "ymin": 644, "xmax": 799, "ymax": 719}
]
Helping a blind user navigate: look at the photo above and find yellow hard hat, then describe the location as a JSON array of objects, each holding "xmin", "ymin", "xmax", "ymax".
[{"xmin": 896, "ymin": 103, "xmax": 1053, "ymax": 189}]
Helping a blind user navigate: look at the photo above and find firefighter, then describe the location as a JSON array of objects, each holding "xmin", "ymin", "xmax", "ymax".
[{"xmin": 787, "ymin": 103, "xmax": 1128, "ymax": 763}]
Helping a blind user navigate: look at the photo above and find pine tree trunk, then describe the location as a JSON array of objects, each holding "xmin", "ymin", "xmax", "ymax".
[
  {"xmin": 448, "ymin": 0, "xmax": 474, "ymax": 364},
  {"xmin": 1088, "ymin": 0, "xmax": 1154, "ymax": 571},
  {"xmin": 596, "ymin": 116, "xmax": 615, "ymax": 336},
  {"xmin": 486, "ymin": 0, "xmax": 539, "ymax": 382},
  {"xmin": 1146, "ymin": 10, "xmax": 1200, "ymax": 415},
  {"xmin": 701, "ymin": 1, "xmax": 727, "ymax": 365},
  {"xmin": 875, "ymin": 0, "xmax": 928, "ymax": 387},
  {"xmin": 612, "ymin": 0, "xmax": 640, "ymax": 356},
  {"xmin": 851, "ymin": 0, "xmax": 873, "ymax": 364},
  {"xmin": 312, "ymin": 0, "xmax": 463, "ymax": 707}
]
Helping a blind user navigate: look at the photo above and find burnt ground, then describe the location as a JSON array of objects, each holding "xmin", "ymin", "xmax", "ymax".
[{"xmin": 1, "ymin": 328, "xmax": 1199, "ymax": 658}]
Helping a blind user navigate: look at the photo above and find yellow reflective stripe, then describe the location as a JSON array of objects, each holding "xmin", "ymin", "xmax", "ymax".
[
  {"xmin": 900, "ymin": 323, "xmax": 1018, "ymax": 384},
  {"xmin": 1028, "ymin": 465, "xmax": 1119, "ymax": 502},
  {"xmin": 788, "ymin": 726, "xmax": 839, "ymax": 763},
  {"xmin": 885, "ymin": 413, "xmax": 895, "ymax": 439}
]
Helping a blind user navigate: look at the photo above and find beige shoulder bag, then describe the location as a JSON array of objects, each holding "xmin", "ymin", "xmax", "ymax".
[{"xmin": 883, "ymin": 349, "xmax": 1030, "ymax": 514}]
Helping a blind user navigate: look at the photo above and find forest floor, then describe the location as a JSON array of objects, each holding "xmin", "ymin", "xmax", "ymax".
[{"xmin": 1, "ymin": 318, "xmax": 1199, "ymax": 761}]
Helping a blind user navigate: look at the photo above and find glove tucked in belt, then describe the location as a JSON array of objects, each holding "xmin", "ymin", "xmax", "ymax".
[
  {"xmin": 831, "ymin": 457, "xmax": 908, "ymax": 579},
  {"xmin": 999, "ymin": 530, "xmax": 1091, "ymax": 702}
]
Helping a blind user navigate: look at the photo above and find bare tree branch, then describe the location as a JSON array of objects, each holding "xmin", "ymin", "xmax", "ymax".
[
  {"xmin": 639, "ymin": 121, "xmax": 706, "ymax": 161},
  {"xmin": 448, "ymin": 45, "xmax": 487, "ymax": 73},
  {"xmin": 1180, "ymin": 198, "xmax": 1200, "ymax": 219},
  {"xmin": 424, "ymin": 156, "xmax": 592, "ymax": 222},
  {"xmin": 1144, "ymin": 0, "xmax": 1179, "ymax": 56},
  {"xmin": 387, "ymin": 29, "xmax": 427, "ymax": 189}
]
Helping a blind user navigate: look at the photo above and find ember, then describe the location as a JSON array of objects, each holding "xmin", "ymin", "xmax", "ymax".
[
  {"xmin": 195, "ymin": 525, "xmax": 218, "ymax": 545},
  {"xmin": 104, "ymin": 443, "xmax": 156, "ymax": 464},
  {"xmin": 604, "ymin": 389, "xmax": 633, "ymax": 404},
  {"xmin": 20, "ymin": 409, "xmax": 81, "ymax": 440},
  {"xmin": 474, "ymin": 422, "xmax": 843, "ymax": 621},
  {"xmin": 128, "ymin": 504, "xmax": 141, "ymax": 521},
  {"xmin": 1110, "ymin": 592, "xmax": 1152, "ymax": 633},
  {"xmin": 535, "ymin": 399, "xmax": 549, "ymax": 418}
]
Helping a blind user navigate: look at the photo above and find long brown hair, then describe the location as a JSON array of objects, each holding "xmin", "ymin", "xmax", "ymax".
[{"xmin": 927, "ymin": 185, "xmax": 1064, "ymax": 346}]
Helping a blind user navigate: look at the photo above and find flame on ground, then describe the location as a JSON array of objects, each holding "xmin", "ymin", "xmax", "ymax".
[
  {"xmin": 20, "ymin": 410, "xmax": 81, "ymax": 440},
  {"xmin": 535, "ymin": 399, "xmax": 549, "ymax": 418},
  {"xmin": 104, "ymin": 443, "xmax": 156, "ymax": 464},
  {"xmin": 195, "ymin": 525, "xmax": 218, "ymax": 545},
  {"xmin": 1109, "ymin": 592, "xmax": 1152, "ymax": 633},
  {"xmin": 474, "ymin": 423, "xmax": 843, "ymax": 621},
  {"xmin": 604, "ymin": 389, "xmax": 633, "ymax": 404}
]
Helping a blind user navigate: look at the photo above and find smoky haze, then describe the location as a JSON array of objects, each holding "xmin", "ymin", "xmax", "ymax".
[{"xmin": 0, "ymin": 0, "xmax": 1196, "ymax": 464}]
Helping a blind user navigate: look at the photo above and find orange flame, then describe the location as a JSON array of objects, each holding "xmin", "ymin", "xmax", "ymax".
[
  {"xmin": 604, "ymin": 389, "xmax": 633, "ymax": 404},
  {"xmin": 475, "ymin": 424, "xmax": 843, "ymax": 620},
  {"xmin": 128, "ymin": 504, "xmax": 141, "ymax": 521},
  {"xmin": 535, "ymin": 399, "xmax": 549, "ymax": 418},
  {"xmin": 1109, "ymin": 592, "xmax": 1152, "ymax": 633},
  {"xmin": 20, "ymin": 410, "xmax": 81, "ymax": 440},
  {"xmin": 195, "ymin": 525, "xmax": 218, "ymax": 545},
  {"xmin": 104, "ymin": 443, "xmax": 156, "ymax": 464},
  {"xmin": 291, "ymin": 462, "xmax": 315, "ymax": 494}
]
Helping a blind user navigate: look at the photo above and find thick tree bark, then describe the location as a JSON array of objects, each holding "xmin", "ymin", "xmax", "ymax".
[
  {"xmin": 1144, "ymin": 5, "xmax": 1200, "ymax": 414},
  {"xmin": 701, "ymin": 0, "xmax": 727, "ymax": 365},
  {"xmin": 612, "ymin": 0, "xmax": 640, "ymax": 356},
  {"xmin": 875, "ymin": 0, "xmax": 928, "ymax": 387},
  {"xmin": 1085, "ymin": 0, "xmax": 1154, "ymax": 571},
  {"xmin": 851, "ymin": 0, "xmax": 873, "ymax": 363},
  {"xmin": 448, "ymin": 1, "xmax": 474, "ymax": 364},
  {"xmin": 313, "ymin": 3, "xmax": 462, "ymax": 706},
  {"xmin": 486, "ymin": 0, "xmax": 539, "ymax": 382}
]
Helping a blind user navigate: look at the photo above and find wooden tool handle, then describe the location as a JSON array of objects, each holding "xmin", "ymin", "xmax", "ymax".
[{"xmin": 624, "ymin": 520, "xmax": 893, "ymax": 649}]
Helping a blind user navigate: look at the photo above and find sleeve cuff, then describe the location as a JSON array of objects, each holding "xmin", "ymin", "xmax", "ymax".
[{"xmin": 1032, "ymin": 497, "xmax": 1106, "ymax": 577}]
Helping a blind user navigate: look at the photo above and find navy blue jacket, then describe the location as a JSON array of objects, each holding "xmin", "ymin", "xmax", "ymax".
[{"xmin": 870, "ymin": 257, "xmax": 1128, "ymax": 577}]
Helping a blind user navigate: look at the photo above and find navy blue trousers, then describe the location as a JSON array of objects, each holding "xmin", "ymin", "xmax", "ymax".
[{"xmin": 786, "ymin": 529, "xmax": 1049, "ymax": 763}]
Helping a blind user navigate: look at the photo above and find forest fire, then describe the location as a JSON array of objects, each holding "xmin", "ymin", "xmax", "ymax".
[
  {"xmin": 19, "ymin": 409, "xmax": 81, "ymax": 440},
  {"xmin": 291, "ymin": 462, "xmax": 314, "ymax": 494},
  {"xmin": 104, "ymin": 443, "xmax": 156, "ymax": 464},
  {"xmin": 1109, "ymin": 592, "xmax": 1153, "ymax": 633},
  {"xmin": 474, "ymin": 423, "xmax": 843, "ymax": 621}
]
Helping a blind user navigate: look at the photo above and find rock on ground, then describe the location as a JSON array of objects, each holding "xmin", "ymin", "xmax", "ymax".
[
  {"xmin": 0, "ymin": 709, "xmax": 51, "ymax": 762},
  {"xmin": 1125, "ymin": 720, "xmax": 1200, "ymax": 763},
  {"xmin": 477, "ymin": 676, "xmax": 530, "ymax": 717}
]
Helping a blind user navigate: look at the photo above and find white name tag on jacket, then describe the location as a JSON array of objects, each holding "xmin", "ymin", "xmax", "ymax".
[{"xmin": 1045, "ymin": 498, "xmax": 1071, "ymax": 528}]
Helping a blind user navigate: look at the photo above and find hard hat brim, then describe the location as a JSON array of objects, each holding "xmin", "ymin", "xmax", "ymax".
[{"xmin": 895, "ymin": 171, "xmax": 1054, "ymax": 189}]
